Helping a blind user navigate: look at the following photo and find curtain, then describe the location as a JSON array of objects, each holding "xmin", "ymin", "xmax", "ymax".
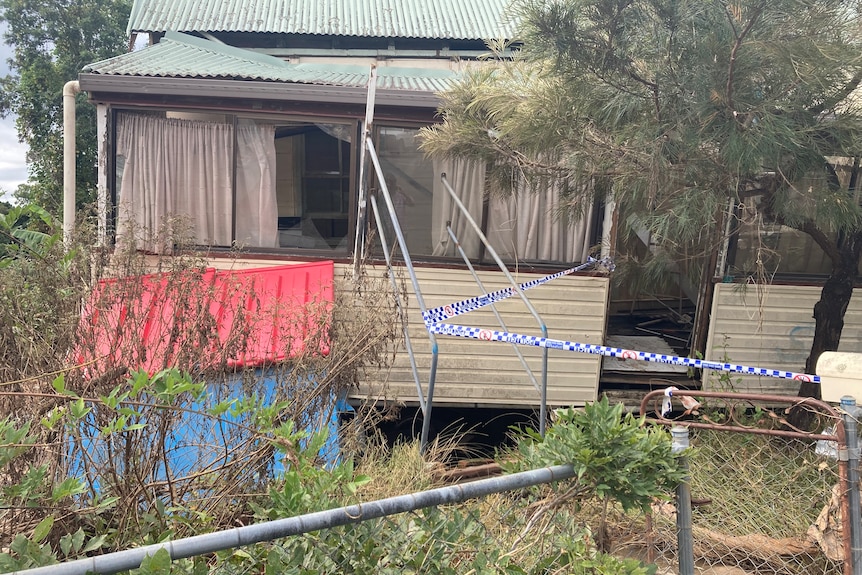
[
  {"xmin": 431, "ymin": 157, "xmax": 486, "ymax": 258},
  {"xmin": 486, "ymin": 179, "xmax": 594, "ymax": 263},
  {"xmin": 235, "ymin": 120, "xmax": 279, "ymax": 248},
  {"xmin": 115, "ymin": 113, "xmax": 278, "ymax": 252},
  {"xmin": 430, "ymin": 156, "xmax": 593, "ymax": 263}
]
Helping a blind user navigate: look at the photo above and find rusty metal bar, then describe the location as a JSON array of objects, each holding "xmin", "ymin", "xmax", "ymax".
[
  {"xmin": 640, "ymin": 388, "xmax": 852, "ymax": 574},
  {"xmin": 639, "ymin": 389, "xmax": 843, "ymax": 441}
]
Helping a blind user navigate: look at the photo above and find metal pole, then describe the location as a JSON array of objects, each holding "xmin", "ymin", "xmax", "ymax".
[
  {"xmin": 672, "ymin": 425, "xmax": 694, "ymax": 575},
  {"xmin": 366, "ymin": 139, "xmax": 438, "ymax": 452},
  {"xmin": 841, "ymin": 396, "xmax": 862, "ymax": 575},
  {"xmin": 439, "ymin": 174, "xmax": 550, "ymax": 435},
  {"xmin": 369, "ymin": 195, "xmax": 424, "ymax": 414},
  {"xmin": 445, "ymin": 225, "xmax": 541, "ymax": 394},
  {"xmin": 11, "ymin": 465, "xmax": 577, "ymax": 575},
  {"xmin": 352, "ymin": 65, "xmax": 377, "ymax": 275}
]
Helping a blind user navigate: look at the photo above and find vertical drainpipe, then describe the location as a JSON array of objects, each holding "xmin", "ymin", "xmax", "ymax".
[
  {"xmin": 63, "ymin": 80, "xmax": 81, "ymax": 246},
  {"xmin": 95, "ymin": 104, "xmax": 108, "ymax": 245}
]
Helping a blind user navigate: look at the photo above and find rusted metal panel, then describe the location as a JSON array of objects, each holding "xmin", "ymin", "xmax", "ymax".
[
  {"xmin": 352, "ymin": 264, "xmax": 608, "ymax": 407},
  {"xmin": 703, "ymin": 283, "xmax": 862, "ymax": 394},
  {"xmin": 127, "ymin": 0, "xmax": 518, "ymax": 40}
]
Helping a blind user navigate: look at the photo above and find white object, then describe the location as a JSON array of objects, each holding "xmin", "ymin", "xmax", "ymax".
[
  {"xmin": 817, "ymin": 352, "xmax": 862, "ymax": 404},
  {"xmin": 63, "ymin": 80, "xmax": 80, "ymax": 246}
]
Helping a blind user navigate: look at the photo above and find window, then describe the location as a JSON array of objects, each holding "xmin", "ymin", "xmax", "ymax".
[
  {"xmin": 277, "ymin": 124, "xmax": 353, "ymax": 250},
  {"xmin": 373, "ymin": 126, "xmax": 436, "ymax": 255},
  {"xmin": 371, "ymin": 125, "xmax": 594, "ymax": 264},
  {"xmin": 731, "ymin": 204, "xmax": 835, "ymax": 276},
  {"xmin": 112, "ymin": 109, "xmax": 592, "ymax": 263},
  {"xmin": 114, "ymin": 111, "xmax": 355, "ymax": 254}
]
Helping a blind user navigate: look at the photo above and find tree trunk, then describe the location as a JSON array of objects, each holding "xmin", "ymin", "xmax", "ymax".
[{"xmin": 797, "ymin": 232, "xmax": 862, "ymax": 401}]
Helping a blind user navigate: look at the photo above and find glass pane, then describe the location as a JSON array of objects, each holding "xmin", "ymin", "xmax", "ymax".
[
  {"xmin": 373, "ymin": 126, "xmax": 436, "ymax": 255},
  {"xmin": 273, "ymin": 122, "xmax": 353, "ymax": 251},
  {"xmin": 731, "ymin": 198, "xmax": 833, "ymax": 277}
]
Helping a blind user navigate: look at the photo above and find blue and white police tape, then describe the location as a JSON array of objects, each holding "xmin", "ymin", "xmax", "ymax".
[
  {"xmin": 426, "ymin": 322, "xmax": 820, "ymax": 383},
  {"xmin": 422, "ymin": 257, "xmax": 614, "ymax": 326}
]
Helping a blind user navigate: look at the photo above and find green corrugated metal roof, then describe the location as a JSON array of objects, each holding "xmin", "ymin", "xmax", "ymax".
[
  {"xmin": 127, "ymin": 0, "xmax": 518, "ymax": 40},
  {"xmin": 83, "ymin": 32, "xmax": 456, "ymax": 92}
]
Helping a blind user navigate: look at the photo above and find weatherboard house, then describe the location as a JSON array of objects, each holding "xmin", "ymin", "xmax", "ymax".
[{"xmin": 74, "ymin": 0, "xmax": 861, "ymax": 433}]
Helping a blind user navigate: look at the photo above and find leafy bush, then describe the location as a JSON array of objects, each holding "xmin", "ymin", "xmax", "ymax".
[
  {"xmin": 514, "ymin": 397, "xmax": 687, "ymax": 512},
  {"xmin": 0, "ymin": 388, "xmax": 679, "ymax": 574}
]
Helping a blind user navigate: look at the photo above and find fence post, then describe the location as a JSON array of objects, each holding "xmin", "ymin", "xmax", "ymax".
[
  {"xmin": 818, "ymin": 353, "xmax": 862, "ymax": 575},
  {"xmin": 841, "ymin": 396, "xmax": 862, "ymax": 575},
  {"xmin": 672, "ymin": 425, "xmax": 694, "ymax": 575}
]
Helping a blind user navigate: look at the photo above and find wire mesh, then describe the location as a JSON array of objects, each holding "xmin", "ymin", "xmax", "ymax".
[
  {"xmin": 4, "ymin": 425, "xmax": 852, "ymax": 575},
  {"xmin": 649, "ymin": 427, "xmax": 844, "ymax": 574}
]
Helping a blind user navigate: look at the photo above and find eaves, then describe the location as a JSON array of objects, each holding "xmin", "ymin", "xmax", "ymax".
[{"xmin": 78, "ymin": 73, "xmax": 442, "ymax": 109}]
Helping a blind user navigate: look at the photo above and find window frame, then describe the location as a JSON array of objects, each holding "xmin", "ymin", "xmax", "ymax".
[{"xmin": 110, "ymin": 105, "xmax": 362, "ymax": 256}]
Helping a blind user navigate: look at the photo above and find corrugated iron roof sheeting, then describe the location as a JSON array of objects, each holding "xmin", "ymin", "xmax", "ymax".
[
  {"xmin": 84, "ymin": 37, "xmax": 322, "ymax": 82},
  {"xmin": 128, "ymin": 0, "xmax": 518, "ymax": 40},
  {"xmin": 84, "ymin": 34, "xmax": 456, "ymax": 91}
]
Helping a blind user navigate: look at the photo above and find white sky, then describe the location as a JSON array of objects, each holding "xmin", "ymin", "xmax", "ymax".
[{"xmin": 0, "ymin": 22, "xmax": 29, "ymax": 201}]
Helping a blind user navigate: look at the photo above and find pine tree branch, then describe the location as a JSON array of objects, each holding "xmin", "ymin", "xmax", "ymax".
[
  {"xmin": 809, "ymin": 69, "xmax": 862, "ymax": 117},
  {"xmin": 768, "ymin": 209, "xmax": 840, "ymax": 264},
  {"xmin": 724, "ymin": 3, "xmax": 764, "ymax": 120}
]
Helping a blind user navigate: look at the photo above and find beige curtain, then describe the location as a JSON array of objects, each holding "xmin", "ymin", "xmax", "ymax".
[
  {"xmin": 115, "ymin": 113, "xmax": 278, "ymax": 252},
  {"xmin": 431, "ymin": 156, "xmax": 594, "ymax": 263},
  {"xmin": 431, "ymin": 157, "xmax": 486, "ymax": 258},
  {"xmin": 486, "ymin": 179, "xmax": 594, "ymax": 263},
  {"xmin": 235, "ymin": 120, "xmax": 278, "ymax": 249}
]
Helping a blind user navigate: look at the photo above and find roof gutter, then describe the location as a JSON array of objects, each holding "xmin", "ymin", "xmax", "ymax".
[
  {"xmin": 63, "ymin": 80, "xmax": 81, "ymax": 246},
  {"xmin": 77, "ymin": 73, "xmax": 443, "ymax": 108}
]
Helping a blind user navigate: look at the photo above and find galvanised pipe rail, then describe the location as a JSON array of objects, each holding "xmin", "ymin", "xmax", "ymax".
[
  {"xmin": 444, "ymin": 224, "xmax": 541, "ymax": 395},
  {"xmin": 369, "ymin": 194, "xmax": 425, "ymax": 413},
  {"xmin": 439, "ymin": 173, "xmax": 551, "ymax": 435},
  {"xmin": 11, "ymin": 465, "xmax": 577, "ymax": 575},
  {"xmin": 365, "ymin": 138, "xmax": 439, "ymax": 452}
]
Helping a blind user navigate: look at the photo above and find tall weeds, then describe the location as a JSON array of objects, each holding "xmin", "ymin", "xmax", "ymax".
[{"xmin": 0, "ymin": 216, "xmax": 401, "ymax": 555}]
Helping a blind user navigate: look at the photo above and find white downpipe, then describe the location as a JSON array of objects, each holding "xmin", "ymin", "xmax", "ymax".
[{"xmin": 63, "ymin": 80, "xmax": 80, "ymax": 245}]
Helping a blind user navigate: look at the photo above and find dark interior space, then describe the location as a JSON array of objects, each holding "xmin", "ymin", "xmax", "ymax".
[{"xmin": 367, "ymin": 406, "xmax": 541, "ymax": 461}]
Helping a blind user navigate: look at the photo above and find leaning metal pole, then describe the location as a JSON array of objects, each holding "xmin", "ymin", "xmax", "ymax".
[
  {"xmin": 444, "ymin": 224, "xmax": 542, "ymax": 395},
  {"xmin": 439, "ymin": 173, "xmax": 550, "ymax": 435},
  {"xmin": 352, "ymin": 64, "xmax": 377, "ymax": 275},
  {"xmin": 369, "ymin": 194, "xmax": 425, "ymax": 414},
  {"xmin": 366, "ymin": 138, "xmax": 439, "ymax": 452},
  {"xmin": 11, "ymin": 465, "xmax": 577, "ymax": 575}
]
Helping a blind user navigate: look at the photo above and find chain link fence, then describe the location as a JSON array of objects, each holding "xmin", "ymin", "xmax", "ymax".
[{"xmin": 639, "ymin": 390, "xmax": 851, "ymax": 575}]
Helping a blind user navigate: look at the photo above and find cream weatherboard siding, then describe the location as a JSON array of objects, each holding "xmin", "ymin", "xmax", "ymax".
[
  {"xmin": 351, "ymin": 264, "xmax": 608, "ymax": 408},
  {"xmin": 204, "ymin": 259, "xmax": 608, "ymax": 407},
  {"xmin": 703, "ymin": 283, "xmax": 862, "ymax": 394}
]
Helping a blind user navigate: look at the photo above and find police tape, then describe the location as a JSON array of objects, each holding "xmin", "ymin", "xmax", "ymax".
[
  {"xmin": 422, "ymin": 257, "xmax": 614, "ymax": 326},
  {"xmin": 426, "ymin": 322, "xmax": 821, "ymax": 383}
]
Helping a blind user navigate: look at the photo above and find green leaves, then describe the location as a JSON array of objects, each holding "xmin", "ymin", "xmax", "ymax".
[
  {"xmin": 0, "ymin": 204, "xmax": 57, "ymax": 265},
  {"xmin": 31, "ymin": 517, "xmax": 54, "ymax": 544},
  {"xmin": 516, "ymin": 397, "xmax": 686, "ymax": 512},
  {"xmin": 51, "ymin": 477, "xmax": 86, "ymax": 502},
  {"xmin": 1, "ymin": 0, "xmax": 132, "ymax": 209},
  {"xmin": 137, "ymin": 549, "xmax": 172, "ymax": 575}
]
